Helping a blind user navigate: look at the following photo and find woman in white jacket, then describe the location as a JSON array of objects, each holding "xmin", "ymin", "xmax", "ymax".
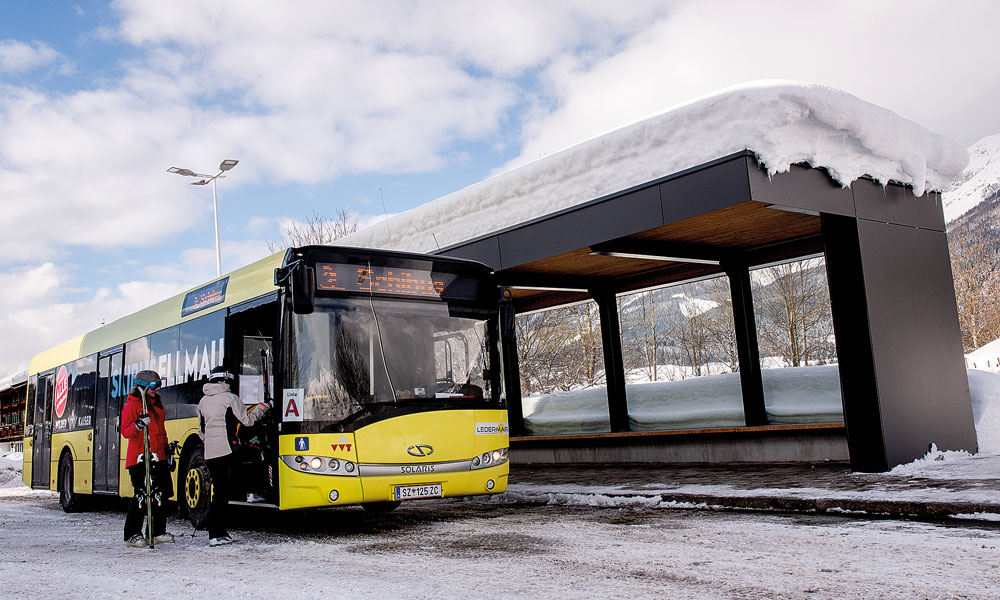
[{"xmin": 198, "ymin": 366, "xmax": 270, "ymax": 546}]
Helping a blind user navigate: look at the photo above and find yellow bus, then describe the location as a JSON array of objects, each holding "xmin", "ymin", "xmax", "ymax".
[{"xmin": 22, "ymin": 246, "xmax": 509, "ymax": 525}]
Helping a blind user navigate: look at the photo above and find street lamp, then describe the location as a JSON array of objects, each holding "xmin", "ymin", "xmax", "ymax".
[{"xmin": 167, "ymin": 159, "xmax": 239, "ymax": 277}]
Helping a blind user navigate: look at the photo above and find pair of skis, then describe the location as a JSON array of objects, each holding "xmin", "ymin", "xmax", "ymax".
[{"xmin": 140, "ymin": 390, "xmax": 155, "ymax": 549}]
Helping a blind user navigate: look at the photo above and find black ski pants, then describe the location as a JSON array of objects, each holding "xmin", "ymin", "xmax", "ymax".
[
  {"xmin": 206, "ymin": 454, "xmax": 233, "ymax": 539},
  {"xmin": 124, "ymin": 461, "xmax": 171, "ymax": 541}
]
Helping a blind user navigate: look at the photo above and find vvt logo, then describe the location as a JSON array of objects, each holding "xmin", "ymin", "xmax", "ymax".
[{"xmin": 295, "ymin": 437, "xmax": 309, "ymax": 451}]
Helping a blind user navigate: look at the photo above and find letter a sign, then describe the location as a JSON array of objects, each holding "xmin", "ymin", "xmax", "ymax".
[{"xmin": 283, "ymin": 388, "xmax": 304, "ymax": 422}]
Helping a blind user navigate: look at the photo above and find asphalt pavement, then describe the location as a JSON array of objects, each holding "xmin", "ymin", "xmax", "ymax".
[{"xmin": 506, "ymin": 456, "xmax": 1000, "ymax": 522}]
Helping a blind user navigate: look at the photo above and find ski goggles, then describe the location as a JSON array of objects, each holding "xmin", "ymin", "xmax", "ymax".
[{"xmin": 136, "ymin": 379, "xmax": 161, "ymax": 391}]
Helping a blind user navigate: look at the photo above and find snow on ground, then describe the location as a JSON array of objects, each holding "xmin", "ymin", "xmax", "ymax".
[
  {"xmin": 1, "ymin": 488, "xmax": 999, "ymax": 599},
  {"xmin": 338, "ymin": 81, "xmax": 968, "ymax": 254},
  {"xmin": 1, "ymin": 451, "xmax": 22, "ymax": 488}
]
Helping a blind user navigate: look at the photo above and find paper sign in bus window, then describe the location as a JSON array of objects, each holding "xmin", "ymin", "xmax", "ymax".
[{"xmin": 282, "ymin": 388, "xmax": 304, "ymax": 422}]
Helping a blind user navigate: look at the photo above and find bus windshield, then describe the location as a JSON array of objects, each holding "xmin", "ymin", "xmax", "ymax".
[{"xmin": 283, "ymin": 297, "xmax": 497, "ymax": 429}]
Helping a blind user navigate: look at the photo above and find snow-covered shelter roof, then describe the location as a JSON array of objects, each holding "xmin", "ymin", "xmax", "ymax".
[{"xmin": 339, "ymin": 80, "xmax": 968, "ymax": 254}]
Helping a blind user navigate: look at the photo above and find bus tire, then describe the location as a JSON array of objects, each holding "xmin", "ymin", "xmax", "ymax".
[
  {"xmin": 58, "ymin": 453, "xmax": 83, "ymax": 513},
  {"xmin": 182, "ymin": 446, "xmax": 212, "ymax": 530},
  {"xmin": 361, "ymin": 500, "xmax": 402, "ymax": 514}
]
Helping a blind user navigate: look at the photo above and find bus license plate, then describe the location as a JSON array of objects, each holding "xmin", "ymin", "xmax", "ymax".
[{"xmin": 394, "ymin": 484, "xmax": 442, "ymax": 500}]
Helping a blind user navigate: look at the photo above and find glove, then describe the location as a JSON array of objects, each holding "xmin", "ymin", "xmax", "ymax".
[
  {"xmin": 134, "ymin": 414, "xmax": 151, "ymax": 431},
  {"xmin": 166, "ymin": 441, "xmax": 180, "ymax": 472},
  {"xmin": 256, "ymin": 400, "xmax": 272, "ymax": 412}
]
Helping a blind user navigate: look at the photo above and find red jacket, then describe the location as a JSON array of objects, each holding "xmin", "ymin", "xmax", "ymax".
[{"xmin": 121, "ymin": 391, "xmax": 168, "ymax": 468}]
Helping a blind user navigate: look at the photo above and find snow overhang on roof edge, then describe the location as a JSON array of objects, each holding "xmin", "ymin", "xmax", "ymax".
[{"xmin": 337, "ymin": 80, "xmax": 968, "ymax": 256}]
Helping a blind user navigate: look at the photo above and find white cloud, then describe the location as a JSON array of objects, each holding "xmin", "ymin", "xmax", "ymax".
[
  {"xmin": 504, "ymin": 0, "xmax": 1000, "ymax": 171},
  {"xmin": 0, "ymin": 238, "xmax": 273, "ymax": 375},
  {"xmin": 0, "ymin": 1, "xmax": 669, "ymax": 268},
  {"xmin": 0, "ymin": 262, "xmax": 179, "ymax": 374},
  {"xmin": 0, "ymin": 40, "xmax": 61, "ymax": 74}
]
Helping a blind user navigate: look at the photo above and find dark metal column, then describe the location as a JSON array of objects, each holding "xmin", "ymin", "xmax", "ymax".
[
  {"xmin": 499, "ymin": 295, "xmax": 526, "ymax": 436},
  {"xmin": 821, "ymin": 213, "xmax": 887, "ymax": 472},
  {"xmin": 822, "ymin": 210, "xmax": 976, "ymax": 471},
  {"xmin": 591, "ymin": 289, "xmax": 630, "ymax": 432},
  {"xmin": 724, "ymin": 263, "xmax": 768, "ymax": 426}
]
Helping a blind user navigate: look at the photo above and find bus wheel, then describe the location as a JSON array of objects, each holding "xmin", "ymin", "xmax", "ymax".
[
  {"xmin": 361, "ymin": 501, "xmax": 402, "ymax": 514},
  {"xmin": 58, "ymin": 453, "xmax": 82, "ymax": 513},
  {"xmin": 182, "ymin": 447, "xmax": 212, "ymax": 530}
]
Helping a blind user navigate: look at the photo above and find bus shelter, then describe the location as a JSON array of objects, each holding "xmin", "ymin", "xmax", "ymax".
[{"xmin": 436, "ymin": 151, "xmax": 975, "ymax": 473}]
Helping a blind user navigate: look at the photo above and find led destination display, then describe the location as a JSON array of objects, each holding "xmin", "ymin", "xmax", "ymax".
[{"xmin": 315, "ymin": 262, "xmax": 457, "ymax": 298}]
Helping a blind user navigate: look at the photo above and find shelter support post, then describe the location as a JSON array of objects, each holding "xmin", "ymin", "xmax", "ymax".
[
  {"xmin": 821, "ymin": 212, "xmax": 976, "ymax": 471},
  {"xmin": 724, "ymin": 263, "xmax": 768, "ymax": 426},
  {"xmin": 499, "ymin": 298, "xmax": 526, "ymax": 436},
  {"xmin": 591, "ymin": 288, "xmax": 630, "ymax": 433}
]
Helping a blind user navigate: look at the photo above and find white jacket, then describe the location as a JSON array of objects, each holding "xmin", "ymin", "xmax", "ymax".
[{"xmin": 197, "ymin": 382, "xmax": 267, "ymax": 460}]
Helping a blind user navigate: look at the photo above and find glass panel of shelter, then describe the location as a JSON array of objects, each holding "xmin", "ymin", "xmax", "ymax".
[
  {"xmin": 617, "ymin": 275, "xmax": 746, "ymax": 432},
  {"xmin": 748, "ymin": 255, "xmax": 843, "ymax": 426},
  {"xmin": 515, "ymin": 300, "xmax": 610, "ymax": 435}
]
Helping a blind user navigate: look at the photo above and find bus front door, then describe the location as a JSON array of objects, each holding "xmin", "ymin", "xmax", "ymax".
[
  {"xmin": 226, "ymin": 300, "xmax": 278, "ymax": 504},
  {"xmin": 30, "ymin": 372, "xmax": 53, "ymax": 489},
  {"xmin": 93, "ymin": 352, "xmax": 124, "ymax": 493}
]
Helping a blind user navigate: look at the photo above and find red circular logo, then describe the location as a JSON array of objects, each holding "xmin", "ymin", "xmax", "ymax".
[{"xmin": 54, "ymin": 366, "xmax": 69, "ymax": 419}]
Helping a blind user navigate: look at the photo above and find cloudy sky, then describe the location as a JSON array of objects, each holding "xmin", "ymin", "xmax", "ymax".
[{"xmin": 1, "ymin": 0, "xmax": 998, "ymax": 375}]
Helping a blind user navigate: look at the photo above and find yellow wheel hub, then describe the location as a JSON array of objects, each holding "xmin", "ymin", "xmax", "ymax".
[{"xmin": 186, "ymin": 469, "xmax": 202, "ymax": 508}]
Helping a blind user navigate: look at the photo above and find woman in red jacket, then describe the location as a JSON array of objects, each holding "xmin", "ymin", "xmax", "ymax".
[{"xmin": 121, "ymin": 369, "xmax": 174, "ymax": 547}]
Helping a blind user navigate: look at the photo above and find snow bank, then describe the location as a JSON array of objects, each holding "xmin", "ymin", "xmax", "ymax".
[
  {"xmin": 338, "ymin": 80, "xmax": 968, "ymax": 254},
  {"xmin": 523, "ymin": 364, "xmax": 844, "ymax": 435},
  {"xmin": 0, "ymin": 451, "xmax": 24, "ymax": 488},
  {"xmin": 524, "ymin": 366, "xmax": 1000, "ymax": 456},
  {"xmin": 969, "ymin": 369, "xmax": 1000, "ymax": 454},
  {"xmin": 965, "ymin": 337, "xmax": 1000, "ymax": 373}
]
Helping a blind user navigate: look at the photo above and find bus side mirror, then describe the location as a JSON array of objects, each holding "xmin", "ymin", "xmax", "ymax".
[{"xmin": 291, "ymin": 266, "xmax": 315, "ymax": 314}]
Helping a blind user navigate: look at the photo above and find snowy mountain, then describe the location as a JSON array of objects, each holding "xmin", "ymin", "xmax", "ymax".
[{"xmin": 943, "ymin": 134, "xmax": 1000, "ymax": 223}]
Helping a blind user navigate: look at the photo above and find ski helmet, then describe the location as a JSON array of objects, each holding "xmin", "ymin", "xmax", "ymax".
[
  {"xmin": 134, "ymin": 370, "xmax": 162, "ymax": 393},
  {"xmin": 209, "ymin": 365, "xmax": 234, "ymax": 384}
]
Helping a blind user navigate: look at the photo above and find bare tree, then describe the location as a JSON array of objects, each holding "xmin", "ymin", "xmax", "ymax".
[
  {"xmin": 516, "ymin": 301, "xmax": 605, "ymax": 395},
  {"xmin": 703, "ymin": 276, "xmax": 740, "ymax": 373},
  {"xmin": 619, "ymin": 290, "xmax": 659, "ymax": 381},
  {"xmin": 267, "ymin": 209, "xmax": 359, "ymax": 252},
  {"xmin": 752, "ymin": 258, "xmax": 835, "ymax": 367},
  {"xmin": 949, "ymin": 224, "xmax": 1000, "ymax": 351}
]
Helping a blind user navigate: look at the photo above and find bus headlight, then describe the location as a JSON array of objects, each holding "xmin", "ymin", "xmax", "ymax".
[
  {"xmin": 486, "ymin": 479, "xmax": 495, "ymax": 490},
  {"xmin": 329, "ymin": 490, "xmax": 339, "ymax": 502},
  {"xmin": 281, "ymin": 455, "xmax": 359, "ymax": 477},
  {"xmin": 472, "ymin": 448, "xmax": 509, "ymax": 470}
]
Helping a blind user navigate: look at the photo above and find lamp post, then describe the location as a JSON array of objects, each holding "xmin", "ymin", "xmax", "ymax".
[{"xmin": 167, "ymin": 159, "xmax": 239, "ymax": 277}]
